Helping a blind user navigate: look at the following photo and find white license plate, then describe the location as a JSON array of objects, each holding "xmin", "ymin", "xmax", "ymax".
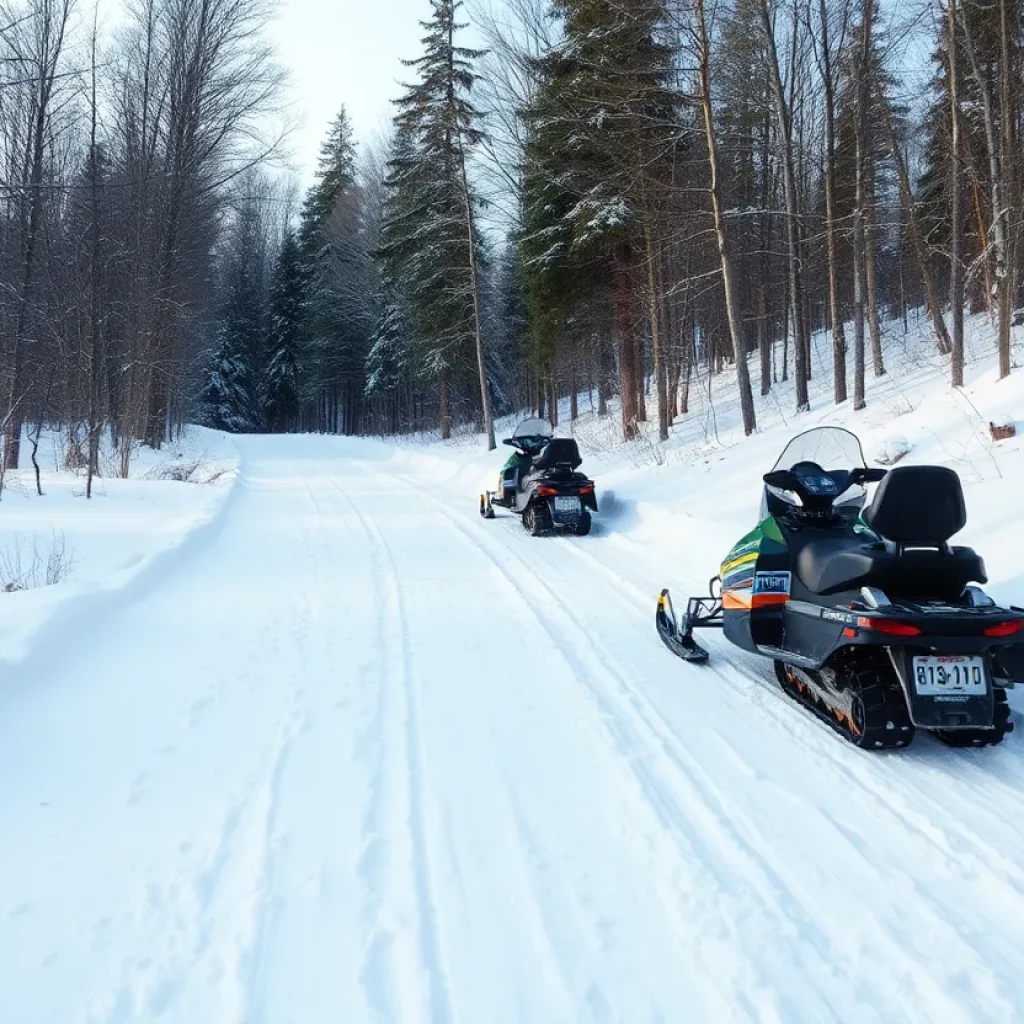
[
  {"xmin": 554, "ymin": 496, "xmax": 581, "ymax": 513},
  {"xmin": 912, "ymin": 655, "xmax": 988, "ymax": 696}
]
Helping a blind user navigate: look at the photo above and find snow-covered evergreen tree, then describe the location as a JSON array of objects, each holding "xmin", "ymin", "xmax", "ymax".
[
  {"xmin": 381, "ymin": 0, "xmax": 493, "ymax": 443},
  {"xmin": 203, "ymin": 196, "xmax": 268, "ymax": 433},
  {"xmin": 264, "ymin": 230, "xmax": 303, "ymax": 432},
  {"xmin": 298, "ymin": 109, "xmax": 374, "ymax": 434},
  {"xmin": 519, "ymin": 0, "xmax": 678, "ymax": 440}
]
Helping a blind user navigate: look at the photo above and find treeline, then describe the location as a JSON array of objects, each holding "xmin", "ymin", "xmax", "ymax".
[
  {"xmin": 0, "ymin": 0, "xmax": 285, "ymax": 491},
  {"xmin": 214, "ymin": 0, "xmax": 1022, "ymax": 449},
  {"xmin": 7, "ymin": 0, "xmax": 1021, "ymax": 469},
  {"xmin": 211, "ymin": 0, "xmax": 498, "ymax": 445}
]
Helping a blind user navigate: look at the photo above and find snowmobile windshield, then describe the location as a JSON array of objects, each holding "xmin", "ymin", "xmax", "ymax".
[
  {"xmin": 507, "ymin": 417, "xmax": 554, "ymax": 453},
  {"xmin": 761, "ymin": 427, "xmax": 870, "ymax": 520},
  {"xmin": 771, "ymin": 427, "xmax": 866, "ymax": 473},
  {"xmin": 512, "ymin": 417, "xmax": 553, "ymax": 440}
]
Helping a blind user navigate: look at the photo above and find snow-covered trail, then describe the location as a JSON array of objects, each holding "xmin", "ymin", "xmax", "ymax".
[{"xmin": 4, "ymin": 435, "xmax": 1024, "ymax": 1023}]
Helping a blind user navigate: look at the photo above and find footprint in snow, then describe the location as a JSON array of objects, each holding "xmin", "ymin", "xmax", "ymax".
[{"xmin": 126, "ymin": 770, "xmax": 153, "ymax": 807}]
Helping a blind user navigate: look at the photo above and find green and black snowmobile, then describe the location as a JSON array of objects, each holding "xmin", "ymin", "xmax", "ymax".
[
  {"xmin": 480, "ymin": 418, "xmax": 598, "ymax": 536},
  {"xmin": 657, "ymin": 426, "xmax": 1024, "ymax": 749}
]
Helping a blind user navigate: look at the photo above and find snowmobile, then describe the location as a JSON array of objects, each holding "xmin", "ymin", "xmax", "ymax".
[
  {"xmin": 656, "ymin": 426, "xmax": 1024, "ymax": 749},
  {"xmin": 480, "ymin": 417, "xmax": 598, "ymax": 536}
]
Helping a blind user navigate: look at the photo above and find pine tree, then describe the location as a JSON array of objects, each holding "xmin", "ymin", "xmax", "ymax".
[
  {"xmin": 519, "ymin": 0, "xmax": 679, "ymax": 441},
  {"xmin": 298, "ymin": 108, "xmax": 373, "ymax": 434},
  {"xmin": 264, "ymin": 230, "xmax": 303, "ymax": 432},
  {"xmin": 387, "ymin": 0, "xmax": 493, "ymax": 445},
  {"xmin": 204, "ymin": 330, "xmax": 261, "ymax": 433},
  {"xmin": 365, "ymin": 289, "xmax": 410, "ymax": 433},
  {"xmin": 203, "ymin": 198, "xmax": 267, "ymax": 433}
]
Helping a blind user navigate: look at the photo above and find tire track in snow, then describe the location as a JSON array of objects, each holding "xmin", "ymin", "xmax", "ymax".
[
  {"xmin": 238, "ymin": 476, "xmax": 328, "ymax": 1024},
  {"xmin": 99, "ymin": 477, "xmax": 324, "ymax": 1024},
  {"xmin": 470, "ymin": 491, "xmax": 1024, "ymax": 1018},
  {"xmin": 384, "ymin": 463, "xmax": 1023, "ymax": 1021},
  {"xmin": 373, "ymin": 464, "xmax": 859, "ymax": 1018},
  {"xmin": 555, "ymin": 526, "xmax": 1024, "ymax": 889},
  {"xmin": 315, "ymin": 461, "xmax": 454, "ymax": 1024}
]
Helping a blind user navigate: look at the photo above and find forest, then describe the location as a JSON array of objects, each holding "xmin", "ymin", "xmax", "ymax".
[{"xmin": 1, "ymin": 0, "xmax": 1022, "ymax": 470}]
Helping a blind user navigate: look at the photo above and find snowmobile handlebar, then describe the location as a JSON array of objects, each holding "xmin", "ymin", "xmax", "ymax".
[
  {"xmin": 764, "ymin": 465, "xmax": 887, "ymax": 494},
  {"xmin": 764, "ymin": 463, "xmax": 888, "ymax": 519},
  {"xmin": 503, "ymin": 436, "xmax": 550, "ymax": 454}
]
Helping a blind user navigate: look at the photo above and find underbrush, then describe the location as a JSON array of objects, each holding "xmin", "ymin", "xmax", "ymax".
[{"xmin": 0, "ymin": 532, "xmax": 75, "ymax": 591}]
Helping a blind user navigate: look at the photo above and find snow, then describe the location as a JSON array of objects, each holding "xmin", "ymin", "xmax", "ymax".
[
  {"xmin": 874, "ymin": 435, "xmax": 913, "ymax": 465},
  {"xmin": 4, "ymin": 313, "xmax": 1024, "ymax": 1020},
  {"xmin": 0, "ymin": 427, "xmax": 238, "ymax": 665}
]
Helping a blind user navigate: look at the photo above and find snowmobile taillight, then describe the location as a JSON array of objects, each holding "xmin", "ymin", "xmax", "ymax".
[
  {"xmin": 983, "ymin": 620, "xmax": 1024, "ymax": 637},
  {"xmin": 855, "ymin": 616, "xmax": 923, "ymax": 637},
  {"xmin": 537, "ymin": 485, "xmax": 558, "ymax": 496},
  {"xmin": 579, "ymin": 485, "xmax": 594, "ymax": 494}
]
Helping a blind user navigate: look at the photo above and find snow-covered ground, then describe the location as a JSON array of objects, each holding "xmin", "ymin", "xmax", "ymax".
[
  {"xmin": 4, "ymin": 315, "xmax": 1024, "ymax": 1022},
  {"xmin": 0, "ymin": 428, "xmax": 238, "ymax": 665}
]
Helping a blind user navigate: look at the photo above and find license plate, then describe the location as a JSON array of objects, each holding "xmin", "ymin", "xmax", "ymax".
[
  {"xmin": 912, "ymin": 655, "xmax": 988, "ymax": 696},
  {"xmin": 554, "ymin": 496, "xmax": 581, "ymax": 513}
]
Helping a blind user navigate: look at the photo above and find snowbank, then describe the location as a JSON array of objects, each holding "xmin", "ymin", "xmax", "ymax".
[{"xmin": 0, "ymin": 426, "xmax": 239, "ymax": 669}]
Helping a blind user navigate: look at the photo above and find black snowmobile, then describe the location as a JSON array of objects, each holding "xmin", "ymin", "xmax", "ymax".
[
  {"xmin": 480, "ymin": 417, "xmax": 598, "ymax": 536},
  {"xmin": 656, "ymin": 426, "xmax": 1024, "ymax": 749}
]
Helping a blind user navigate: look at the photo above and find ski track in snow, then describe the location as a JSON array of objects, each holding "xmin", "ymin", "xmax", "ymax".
[{"xmin": 3, "ymin": 435, "xmax": 1024, "ymax": 1022}]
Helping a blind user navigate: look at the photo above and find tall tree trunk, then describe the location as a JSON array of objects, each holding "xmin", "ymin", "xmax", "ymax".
[
  {"xmin": 759, "ymin": 0, "xmax": 808, "ymax": 412},
  {"xmin": 758, "ymin": 99, "xmax": 773, "ymax": 398},
  {"xmin": 87, "ymin": 20, "xmax": 104, "ymax": 499},
  {"xmin": 997, "ymin": 0, "xmax": 1016, "ymax": 378},
  {"xmin": 615, "ymin": 248, "xmax": 640, "ymax": 441},
  {"xmin": 852, "ymin": 0, "xmax": 872, "ymax": 411},
  {"xmin": 865, "ymin": 152, "xmax": 884, "ymax": 378},
  {"xmin": 949, "ymin": 0, "xmax": 965, "ymax": 387},
  {"xmin": 645, "ymin": 220, "xmax": 669, "ymax": 441},
  {"xmin": 758, "ymin": 285, "xmax": 772, "ymax": 397},
  {"xmin": 958, "ymin": 0, "xmax": 1012, "ymax": 376},
  {"xmin": 875, "ymin": 75, "xmax": 953, "ymax": 356},
  {"xmin": 440, "ymin": 376, "xmax": 451, "ymax": 439},
  {"xmin": 635, "ymin": 329, "xmax": 647, "ymax": 424},
  {"xmin": 453, "ymin": 88, "xmax": 494, "ymax": 449},
  {"xmin": 696, "ymin": 0, "xmax": 756, "ymax": 435},
  {"xmin": 817, "ymin": 0, "xmax": 848, "ymax": 403},
  {"xmin": 968, "ymin": 169, "xmax": 994, "ymax": 315}
]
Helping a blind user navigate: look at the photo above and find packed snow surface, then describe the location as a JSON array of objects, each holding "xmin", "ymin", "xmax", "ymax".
[{"xmin": 4, "ymin": 321, "xmax": 1024, "ymax": 1021}]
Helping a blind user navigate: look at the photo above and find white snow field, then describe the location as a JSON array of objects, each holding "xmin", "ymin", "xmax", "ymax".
[{"xmin": 4, "ymin": 318, "xmax": 1024, "ymax": 1023}]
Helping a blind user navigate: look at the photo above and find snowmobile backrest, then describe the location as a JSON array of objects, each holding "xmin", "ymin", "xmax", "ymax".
[
  {"xmin": 863, "ymin": 465, "xmax": 966, "ymax": 546},
  {"xmin": 533, "ymin": 438, "xmax": 582, "ymax": 471}
]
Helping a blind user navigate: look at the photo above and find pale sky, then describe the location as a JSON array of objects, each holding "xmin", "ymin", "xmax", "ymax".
[{"xmin": 271, "ymin": 0, "xmax": 449, "ymax": 183}]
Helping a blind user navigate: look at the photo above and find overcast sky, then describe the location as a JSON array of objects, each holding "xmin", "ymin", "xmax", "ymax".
[{"xmin": 272, "ymin": 0, "xmax": 460, "ymax": 183}]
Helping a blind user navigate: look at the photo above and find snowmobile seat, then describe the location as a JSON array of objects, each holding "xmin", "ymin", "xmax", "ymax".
[
  {"xmin": 795, "ymin": 466, "xmax": 987, "ymax": 600},
  {"xmin": 534, "ymin": 438, "xmax": 583, "ymax": 472},
  {"xmin": 797, "ymin": 539, "xmax": 986, "ymax": 600},
  {"xmin": 796, "ymin": 536, "xmax": 874, "ymax": 595}
]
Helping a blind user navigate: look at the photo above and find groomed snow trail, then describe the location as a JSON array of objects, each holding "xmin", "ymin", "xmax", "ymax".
[{"xmin": 4, "ymin": 435, "xmax": 1024, "ymax": 1023}]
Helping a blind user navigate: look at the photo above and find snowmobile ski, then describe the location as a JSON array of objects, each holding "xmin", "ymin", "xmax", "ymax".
[{"xmin": 656, "ymin": 589, "xmax": 711, "ymax": 664}]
